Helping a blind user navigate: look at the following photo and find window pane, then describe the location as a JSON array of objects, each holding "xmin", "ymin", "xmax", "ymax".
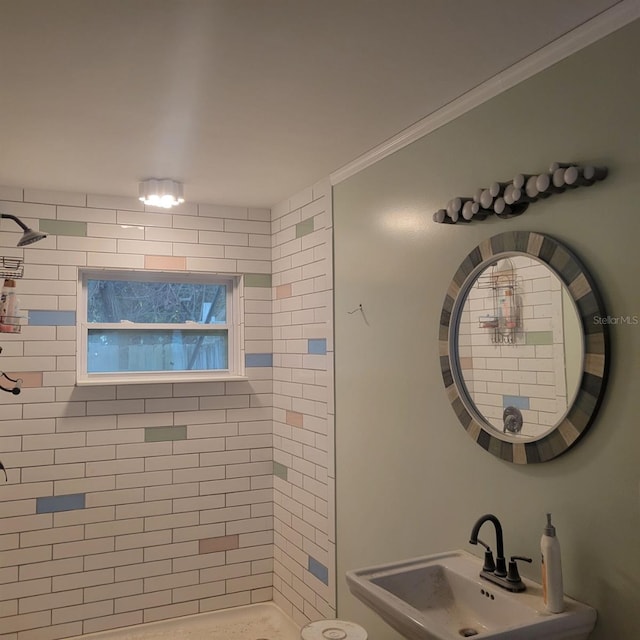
[
  {"xmin": 87, "ymin": 280, "xmax": 227, "ymax": 324},
  {"xmin": 88, "ymin": 329, "xmax": 229, "ymax": 372}
]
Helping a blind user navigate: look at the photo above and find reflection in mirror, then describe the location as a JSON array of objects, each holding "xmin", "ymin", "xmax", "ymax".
[
  {"xmin": 439, "ymin": 231, "xmax": 609, "ymax": 464},
  {"xmin": 457, "ymin": 256, "xmax": 583, "ymax": 440}
]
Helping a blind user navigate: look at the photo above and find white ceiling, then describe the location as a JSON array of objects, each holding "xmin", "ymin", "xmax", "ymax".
[{"xmin": 0, "ymin": 0, "xmax": 624, "ymax": 208}]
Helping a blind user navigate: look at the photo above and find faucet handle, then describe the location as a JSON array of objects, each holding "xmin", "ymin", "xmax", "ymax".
[
  {"xmin": 507, "ymin": 555, "xmax": 532, "ymax": 584},
  {"xmin": 474, "ymin": 538, "xmax": 496, "ymax": 572}
]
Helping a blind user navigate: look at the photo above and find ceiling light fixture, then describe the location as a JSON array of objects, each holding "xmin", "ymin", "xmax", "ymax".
[
  {"xmin": 1, "ymin": 213, "xmax": 48, "ymax": 246},
  {"xmin": 138, "ymin": 178, "xmax": 185, "ymax": 209}
]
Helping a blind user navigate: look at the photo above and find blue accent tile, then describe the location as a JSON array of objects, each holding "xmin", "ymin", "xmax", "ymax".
[
  {"xmin": 308, "ymin": 339, "xmax": 327, "ymax": 355},
  {"xmin": 308, "ymin": 556, "xmax": 329, "ymax": 585},
  {"xmin": 28, "ymin": 310, "xmax": 77, "ymax": 326},
  {"xmin": 245, "ymin": 353, "xmax": 273, "ymax": 368},
  {"xmin": 36, "ymin": 493, "xmax": 85, "ymax": 514},
  {"xmin": 503, "ymin": 395, "xmax": 530, "ymax": 410}
]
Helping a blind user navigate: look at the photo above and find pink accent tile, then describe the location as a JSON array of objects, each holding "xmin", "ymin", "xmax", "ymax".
[
  {"xmin": 285, "ymin": 410, "xmax": 304, "ymax": 428},
  {"xmin": 276, "ymin": 284, "xmax": 292, "ymax": 299},
  {"xmin": 144, "ymin": 255, "xmax": 187, "ymax": 270},
  {"xmin": 199, "ymin": 535, "xmax": 239, "ymax": 554},
  {"xmin": 6, "ymin": 372, "xmax": 43, "ymax": 388}
]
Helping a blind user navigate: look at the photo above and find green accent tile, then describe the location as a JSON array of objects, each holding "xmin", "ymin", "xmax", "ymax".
[
  {"xmin": 144, "ymin": 426, "xmax": 187, "ymax": 442},
  {"xmin": 39, "ymin": 219, "xmax": 87, "ymax": 237},
  {"xmin": 525, "ymin": 331, "xmax": 554, "ymax": 345},
  {"xmin": 244, "ymin": 273, "xmax": 272, "ymax": 288},
  {"xmin": 273, "ymin": 461, "xmax": 288, "ymax": 480},
  {"xmin": 295, "ymin": 217, "xmax": 314, "ymax": 238}
]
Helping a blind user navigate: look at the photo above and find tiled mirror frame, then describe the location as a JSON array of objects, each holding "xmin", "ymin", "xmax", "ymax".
[{"xmin": 439, "ymin": 231, "xmax": 609, "ymax": 464}]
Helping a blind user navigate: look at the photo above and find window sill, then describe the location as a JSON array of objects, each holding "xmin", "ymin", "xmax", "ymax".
[{"xmin": 76, "ymin": 373, "xmax": 249, "ymax": 386}]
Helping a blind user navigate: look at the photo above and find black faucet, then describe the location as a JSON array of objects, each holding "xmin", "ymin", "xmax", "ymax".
[{"xmin": 469, "ymin": 514, "xmax": 530, "ymax": 592}]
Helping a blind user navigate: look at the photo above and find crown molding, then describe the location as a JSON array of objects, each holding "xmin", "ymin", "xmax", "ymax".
[{"xmin": 330, "ymin": 0, "xmax": 639, "ymax": 186}]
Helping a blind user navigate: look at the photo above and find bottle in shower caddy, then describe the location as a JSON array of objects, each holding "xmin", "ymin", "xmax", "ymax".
[
  {"xmin": 0, "ymin": 278, "xmax": 21, "ymax": 333},
  {"xmin": 502, "ymin": 288, "xmax": 516, "ymax": 328}
]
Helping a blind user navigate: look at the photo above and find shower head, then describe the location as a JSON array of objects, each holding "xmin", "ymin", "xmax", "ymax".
[
  {"xmin": 17, "ymin": 228, "xmax": 48, "ymax": 246},
  {"xmin": 1, "ymin": 213, "xmax": 47, "ymax": 246}
]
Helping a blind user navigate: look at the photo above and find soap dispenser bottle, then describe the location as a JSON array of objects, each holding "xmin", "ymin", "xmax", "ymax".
[{"xmin": 541, "ymin": 513, "xmax": 564, "ymax": 613}]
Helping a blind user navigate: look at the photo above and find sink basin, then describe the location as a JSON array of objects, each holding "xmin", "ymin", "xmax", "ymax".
[{"xmin": 345, "ymin": 550, "xmax": 596, "ymax": 640}]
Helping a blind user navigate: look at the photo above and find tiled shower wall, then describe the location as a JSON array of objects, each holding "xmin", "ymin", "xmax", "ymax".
[
  {"xmin": 0, "ymin": 186, "xmax": 277, "ymax": 638},
  {"xmin": 270, "ymin": 180, "xmax": 336, "ymax": 624},
  {"xmin": 460, "ymin": 257, "xmax": 570, "ymax": 436}
]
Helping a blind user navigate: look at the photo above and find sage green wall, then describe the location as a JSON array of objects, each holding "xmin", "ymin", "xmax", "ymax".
[{"xmin": 334, "ymin": 20, "xmax": 639, "ymax": 640}]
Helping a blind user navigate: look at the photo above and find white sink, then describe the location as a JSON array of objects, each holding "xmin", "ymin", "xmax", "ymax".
[{"xmin": 345, "ymin": 550, "xmax": 596, "ymax": 640}]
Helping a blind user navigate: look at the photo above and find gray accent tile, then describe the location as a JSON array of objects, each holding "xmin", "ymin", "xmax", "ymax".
[
  {"xmin": 295, "ymin": 218, "xmax": 314, "ymax": 238},
  {"xmin": 244, "ymin": 274, "xmax": 272, "ymax": 288},
  {"xmin": 273, "ymin": 462, "xmax": 288, "ymax": 480},
  {"xmin": 145, "ymin": 426, "xmax": 187, "ymax": 442},
  {"xmin": 39, "ymin": 219, "xmax": 87, "ymax": 237}
]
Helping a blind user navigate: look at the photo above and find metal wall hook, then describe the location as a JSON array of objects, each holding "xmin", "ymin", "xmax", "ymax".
[
  {"xmin": 347, "ymin": 303, "xmax": 369, "ymax": 326},
  {"xmin": 0, "ymin": 371, "xmax": 22, "ymax": 395}
]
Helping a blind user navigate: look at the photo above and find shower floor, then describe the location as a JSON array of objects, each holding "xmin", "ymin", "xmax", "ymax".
[{"xmin": 70, "ymin": 603, "xmax": 300, "ymax": 640}]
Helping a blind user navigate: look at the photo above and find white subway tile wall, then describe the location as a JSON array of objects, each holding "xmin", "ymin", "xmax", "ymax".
[
  {"xmin": 0, "ymin": 184, "xmax": 335, "ymax": 638},
  {"xmin": 459, "ymin": 257, "xmax": 569, "ymax": 436},
  {"xmin": 271, "ymin": 180, "xmax": 336, "ymax": 625}
]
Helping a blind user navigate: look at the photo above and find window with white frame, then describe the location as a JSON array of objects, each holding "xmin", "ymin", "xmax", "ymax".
[{"xmin": 77, "ymin": 270, "xmax": 244, "ymax": 384}]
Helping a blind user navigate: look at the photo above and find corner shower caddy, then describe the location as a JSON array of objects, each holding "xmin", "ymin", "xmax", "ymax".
[
  {"xmin": 0, "ymin": 255, "xmax": 24, "ymax": 394},
  {"xmin": 476, "ymin": 258, "xmax": 520, "ymax": 344}
]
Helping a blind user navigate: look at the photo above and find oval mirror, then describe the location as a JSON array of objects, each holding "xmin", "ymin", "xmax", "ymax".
[{"xmin": 439, "ymin": 231, "xmax": 609, "ymax": 464}]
